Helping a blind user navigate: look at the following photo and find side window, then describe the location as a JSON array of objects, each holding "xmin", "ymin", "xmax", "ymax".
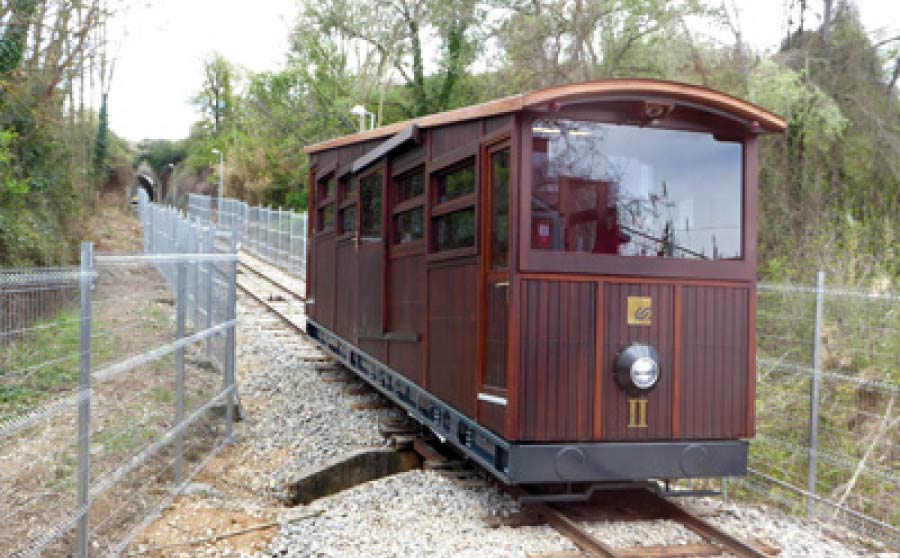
[
  {"xmin": 338, "ymin": 176, "xmax": 357, "ymax": 235},
  {"xmin": 392, "ymin": 169, "xmax": 425, "ymax": 245},
  {"xmin": 489, "ymin": 148, "xmax": 511, "ymax": 268},
  {"xmin": 359, "ymin": 170, "xmax": 383, "ymax": 241},
  {"xmin": 431, "ymin": 161, "xmax": 477, "ymax": 252},
  {"xmin": 316, "ymin": 175, "xmax": 336, "ymax": 232}
]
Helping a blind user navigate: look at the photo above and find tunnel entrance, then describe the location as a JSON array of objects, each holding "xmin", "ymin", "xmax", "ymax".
[{"xmin": 135, "ymin": 174, "xmax": 155, "ymax": 202}]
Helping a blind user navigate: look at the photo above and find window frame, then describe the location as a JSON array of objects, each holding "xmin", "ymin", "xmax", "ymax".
[
  {"xmin": 484, "ymin": 141, "xmax": 512, "ymax": 272},
  {"xmin": 427, "ymin": 144, "xmax": 480, "ymax": 262},
  {"xmin": 389, "ymin": 166, "xmax": 426, "ymax": 254},
  {"xmin": 337, "ymin": 175, "xmax": 358, "ymax": 239},
  {"xmin": 518, "ymin": 108, "xmax": 756, "ymax": 282},
  {"xmin": 357, "ymin": 164, "xmax": 385, "ymax": 243},
  {"xmin": 315, "ymin": 173, "xmax": 337, "ymax": 235}
]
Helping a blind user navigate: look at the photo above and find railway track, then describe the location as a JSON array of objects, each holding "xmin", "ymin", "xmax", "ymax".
[
  {"xmin": 507, "ymin": 489, "xmax": 779, "ymax": 558},
  {"xmin": 236, "ymin": 257, "xmax": 780, "ymax": 558},
  {"xmin": 236, "ymin": 253, "xmax": 307, "ymax": 335}
]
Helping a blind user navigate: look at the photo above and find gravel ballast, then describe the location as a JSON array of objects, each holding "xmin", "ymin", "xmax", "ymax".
[{"xmin": 154, "ymin": 293, "xmax": 871, "ymax": 558}]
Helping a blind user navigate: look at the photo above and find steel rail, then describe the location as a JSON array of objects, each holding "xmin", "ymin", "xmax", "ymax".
[
  {"xmin": 235, "ymin": 272, "xmax": 307, "ymax": 336},
  {"xmin": 640, "ymin": 489, "xmax": 770, "ymax": 558},
  {"xmin": 531, "ymin": 503, "xmax": 622, "ymax": 558},
  {"xmin": 507, "ymin": 486, "xmax": 622, "ymax": 558},
  {"xmin": 237, "ymin": 261, "xmax": 305, "ymax": 302}
]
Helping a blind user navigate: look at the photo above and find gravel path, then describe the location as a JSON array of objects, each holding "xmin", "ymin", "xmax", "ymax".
[{"xmin": 132, "ymin": 291, "xmax": 874, "ymax": 558}]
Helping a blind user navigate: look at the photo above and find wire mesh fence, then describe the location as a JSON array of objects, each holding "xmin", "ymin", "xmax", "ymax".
[
  {"xmin": 0, "ymin": 191, "xmax": 238, "ymax": 557},
  {"xmin": 185, "ymin": 193, "xmax": 308, "ymax": 281},
  {"xmin": 742, "ymin": 273, "xmax": 900, "ymax": 551}
]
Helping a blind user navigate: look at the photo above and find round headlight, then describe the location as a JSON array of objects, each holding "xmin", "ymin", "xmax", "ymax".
[
  {"xmin": 630, "ymin": 356, "xmax": 659, "ymax": 389},
  {"xmin": 614, "ymin": 344, "xmax": 661, "ymax": 393}
]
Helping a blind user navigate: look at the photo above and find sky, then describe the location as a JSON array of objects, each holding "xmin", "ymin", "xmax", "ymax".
[{"xmin": 106, "ymin": 0, "xmax": 900, "ymax": 142}]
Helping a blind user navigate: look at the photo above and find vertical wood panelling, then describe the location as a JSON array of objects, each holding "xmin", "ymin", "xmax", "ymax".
[
  {"xmin": 388, "ymin": 255, "xmax": 426, "ymax": 386},
  {"xmin": 334, "ymin": 240, "xmax": 357, "ymax": 343},
  {"xmin": 519, "ymin": 279, "xmax": 596, "ymax": 441},
  {"xmin": 477, "ymin": 400, "xmax": 505, "ymax": 435},
  {"xmin": 430, "ymin": 121, "xmax": 483, "ymax": 159},
  {"xmin": 357, "ymin": 243, "xmax": 385, "ymax": 361},
  {"xmin": 483, "ymin": 285, "xmax": 508, "ymax": 387},
  {"xmin": 681, "ymin": 285, "xmax": 749, "ymax": 439},
  {"xmin": 428, "ymin": 263, "xmax": 479, "ymax": 418},
  {"xmin": 312, "ymin": 236, "xmax": 335, "ymax": 329},
  {"xmin": 601, "ymin": 282, "xmax": 674, "ymax": 441}
]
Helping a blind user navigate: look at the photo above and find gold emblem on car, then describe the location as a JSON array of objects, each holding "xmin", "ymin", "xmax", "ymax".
[
  {"xmin": 627, "ymin": 296, "xmax": 652, "ymax": 326},
  {"xmin": 628, "ymin": 398, "xmax": 649, "ymax": 428}
]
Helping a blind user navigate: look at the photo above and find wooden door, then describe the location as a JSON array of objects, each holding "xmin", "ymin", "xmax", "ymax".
[
  {"xmin": 479, "ymin": 141, "xmax": 512, "ymax": 433},
  {"xmin": 357, "ymin": 167, "xmax": 386, "ymax": 361}
]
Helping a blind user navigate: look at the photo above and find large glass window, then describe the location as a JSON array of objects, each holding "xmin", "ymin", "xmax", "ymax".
[
  {"xmin": 531, "ymin": 119, "xmax": 743, "ymax": 260},
  {"xmin": 359, "ymin": 171, "xmax": 383, "ymax": 240}
]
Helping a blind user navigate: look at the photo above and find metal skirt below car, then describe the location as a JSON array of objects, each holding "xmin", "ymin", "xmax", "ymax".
[
  {"xmin": 508, "ymin": 440, "xmax": 748, "ymax": 484},
  {"xmin": 306, "ymin": 319, "xmax": 749, "ymax": 485}
]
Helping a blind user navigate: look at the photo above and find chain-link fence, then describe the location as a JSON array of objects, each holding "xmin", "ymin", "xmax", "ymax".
[
  {"xmin": 0, "ymin": 191, "xmax": 238, "ymax": 557},
  {"xmin": 743, "ymin": 273, "xmax": 900, "ymax": 551},
  {"xmin": 186, "ymin": 193, "xmax": 308, "ymax": 281}
]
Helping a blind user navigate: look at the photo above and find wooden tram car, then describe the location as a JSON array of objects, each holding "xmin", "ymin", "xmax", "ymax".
[{"xmin": 303, "ymin": 80, "xmax": 786, "ymax": 486}]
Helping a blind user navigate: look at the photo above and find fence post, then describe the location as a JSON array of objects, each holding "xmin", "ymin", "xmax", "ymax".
[
  {"xmin": 300, "ymin": 213, "xmax": 307, "ymax": 281},
  {"xmin": 175, "ymin": 256, "xmax": 187, "ymax": 486},
  {"xmin": 76, "ymin": 242, "xmax": 93, "ymax": 558},
  {"xmin": 266, "ymin": 207, "xmax": 272, "ymax": 262},
  {"xmin": 288, "ymin": 212, "xmax": 294, "ymax": 274},
  {"xmin": 225, "ymin": 228, "xmax": 238, "ymax": 442},
  {"xmin": 148, "ymin": 201, "xmax": 155, "ymax": 252},
  {"xmin": 192, "ymin": 223, "xmax": 200, "ymax": 330},
  {"xmin": 204, "ymin": 225, "xmax": 214, "ymax": 358},
  {"xmin": 807, "ymin": 270, "xmax": 825, "ymax": 517},
  {"xmin": 277, "ymin": 208, "xmax": 283, "ymax": 268}
]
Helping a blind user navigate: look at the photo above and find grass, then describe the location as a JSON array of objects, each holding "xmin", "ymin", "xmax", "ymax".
[
  {"xmin": 0, "ymin": 309, "xmax": 85, "ymax": 419},
  {"xmin": 0, "ymin": 299, "xmax": 173, "ymax": 421},
  {"xmin": 93, "ymin": 418, "xmax": 161, "ymax": 459}
]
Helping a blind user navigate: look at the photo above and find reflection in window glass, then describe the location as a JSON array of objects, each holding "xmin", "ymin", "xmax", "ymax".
[
  {"xmin": 396, "ymin": 170, "xmax": 425, "ymax": 203},
  {"xmin": 340, "ymin": 205, "xmax": 356, "ymax": 234},
  {"xmin": 318, "ymin": 176, "xmax": 336, "ymax": 200},
  {"xmin": 437, "ymin": 164, "xmax": 475, "ymax": 203},
  {"xmin": 343, "ymin": 177, "xmax": 356, "ymax": 199},
  {"xmin": 531, "ymin": 119, "xmax": 743, "ymax": 259},
  {"xmin": 434, "ymin": 208, "xmax": 475, "ymax": 251},
  {"xmin": 393, "ymin": 207, "xmax": 423, "ymax": 244},
  {"xmin": 322, "ymin": 204, "xmax": 335, "ymax": 230},
  {"xmin": 490, "ymin": 148, "xmax": 511, "ymax": 268},
  {"xmin": 360, "ymin": 172, "xmax": 383, "ymax": 239}
]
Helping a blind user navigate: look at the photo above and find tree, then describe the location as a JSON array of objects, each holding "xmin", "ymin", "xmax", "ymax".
[
  {"xmin": 93, "ymin": 93, "xmax": 109, "ymax": 177},
  {"xmin": 302, "ymin": 0, "xmax": 488, "ymax": 117},
  {"xmin": 193, "ymin": 53, "xmax": 237, "ymax": 134},
  {"xmin": 0, "ymin": 0, "xmax": 38, "ymax": 75}
]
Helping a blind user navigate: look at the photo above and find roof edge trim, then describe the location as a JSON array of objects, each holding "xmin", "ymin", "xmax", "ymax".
[{"xmin": 303, "ymin": 79, "xmax": 786, "ymax": 155}]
